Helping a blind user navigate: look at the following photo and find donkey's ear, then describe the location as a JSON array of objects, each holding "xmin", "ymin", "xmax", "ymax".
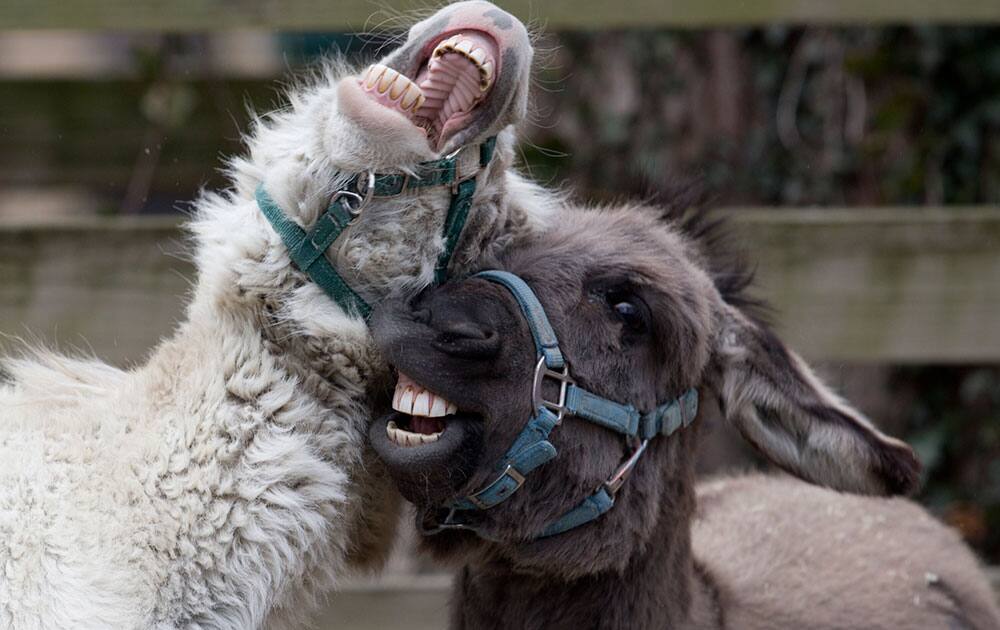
[{"xmin": 710, "ymin": 304, "xmax": 921, "ymax": 496}]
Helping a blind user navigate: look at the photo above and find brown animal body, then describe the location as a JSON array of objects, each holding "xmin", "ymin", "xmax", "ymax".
[
  {"xmin": 695, "ymin": 475, "xmax": 999, "ymax": 629},
  {"xmin": 367, "ymin": 204, "xmax": 1000, "ymax": 629},
  {"xmin": 447, "ymin": 473, "xmax": 999, "ymax": 629}
]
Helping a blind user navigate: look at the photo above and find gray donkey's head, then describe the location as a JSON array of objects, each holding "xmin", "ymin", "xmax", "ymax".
[{"xmin": 368, "ymin": 206, "xmax": 920, "ymax": 576}]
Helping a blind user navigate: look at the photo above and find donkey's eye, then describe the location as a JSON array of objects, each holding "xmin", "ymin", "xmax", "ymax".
[
  {"xmin": 613, "ymin": 301, "xmax": 639, "ymax": 319},
  {"xmin": 606, "ymin": 290, "xmax": 648, "ymax": 333}
]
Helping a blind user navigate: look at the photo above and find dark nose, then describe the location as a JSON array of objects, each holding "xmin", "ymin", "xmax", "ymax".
[{"xmin": 432, "ymin": 318, "xmax": 501, "ymax": 360}]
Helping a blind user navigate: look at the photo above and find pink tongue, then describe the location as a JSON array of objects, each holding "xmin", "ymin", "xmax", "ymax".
[
  {"xmin": 412, "ymin": 416, "xmax": 445, "ymax": 435},
  {"xmin": 414, "ymin": 34, "xmax": 494, "ymax": 135}
]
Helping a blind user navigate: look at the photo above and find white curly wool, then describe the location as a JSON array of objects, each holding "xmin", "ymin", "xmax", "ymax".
[{"xmin": 0, "ymin": 58, "xmax": 558, "ymax": 629}]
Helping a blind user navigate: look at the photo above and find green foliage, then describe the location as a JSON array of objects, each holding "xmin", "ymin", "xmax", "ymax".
[{"xmin": 527, "ymin": 27, "xmax": 1000, "ymax": 205}]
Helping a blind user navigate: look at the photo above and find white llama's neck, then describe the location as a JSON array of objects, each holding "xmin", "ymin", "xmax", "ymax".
[{"xmin": 130, "ymin": 263, "xmax": 398, "ymax": 628}]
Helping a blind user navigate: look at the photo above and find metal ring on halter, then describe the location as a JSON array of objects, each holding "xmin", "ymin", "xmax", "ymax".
[
  {"xmin": 329, "ymin": 190, "xmax": 367, "ymax": 224},
  {"xmin": 532, "ymin": 356, "xmax": 574, "ymax": 423},
  {"xmin": 348, "ymin": 170, "xmax": 376, "ymax": 213}
]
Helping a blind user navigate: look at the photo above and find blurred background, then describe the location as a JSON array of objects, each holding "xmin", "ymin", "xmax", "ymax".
[{"xmin": 1, "ymin": 1, "xmax": 998, "ymax": 627}]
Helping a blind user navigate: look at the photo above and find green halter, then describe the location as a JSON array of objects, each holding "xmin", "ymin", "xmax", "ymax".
[{"xmin": 256, "ymin": 136, "xmax": 497, "ymax": 319}]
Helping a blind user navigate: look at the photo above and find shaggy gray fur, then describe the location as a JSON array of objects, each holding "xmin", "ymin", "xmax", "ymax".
[{"xmin": 369, "ymin": 204, "xmax": 1000, "ymax": 629}]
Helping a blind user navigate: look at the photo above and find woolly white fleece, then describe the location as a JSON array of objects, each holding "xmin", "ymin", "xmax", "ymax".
[{"xmin": 0, "ymin": 54, "xmax": 559, "ymax": 630}]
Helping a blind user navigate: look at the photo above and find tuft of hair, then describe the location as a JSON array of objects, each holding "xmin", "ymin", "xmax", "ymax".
[
  {"xmin": 0, "ymin": 337, "xmax": 127, "ymax": 407},
  {"xmin": 638, "ymin": 178, "xmax": 766, "ymax": 320}
]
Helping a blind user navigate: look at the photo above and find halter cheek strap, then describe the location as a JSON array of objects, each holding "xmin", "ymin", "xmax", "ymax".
[
  {"xmin": 256, "ymin": 136, "xmax": 497, "ymax": 318},
  {"xmin": 421, "ymin": 270, "xmax": 698, "ymax": 540}
]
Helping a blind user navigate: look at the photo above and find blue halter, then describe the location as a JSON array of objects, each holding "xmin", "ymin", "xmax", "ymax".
[{"xmin": 421, "ymin": 270, "xmax": 699, "ymax": 540}]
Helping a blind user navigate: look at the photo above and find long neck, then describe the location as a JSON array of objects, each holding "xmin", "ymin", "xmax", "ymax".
[
  {"xmin": 131, "ymin": 280, "xmax": 399, "ymax": 628},
  {"xmin": 451, "ymin": 442, "xmax": 721, "ymax": 630}
]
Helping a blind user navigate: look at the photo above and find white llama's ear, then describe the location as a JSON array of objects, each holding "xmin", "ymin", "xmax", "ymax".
[{"xmin": 709, "ymin": 303, "xmax": 921, "ymax": 496}]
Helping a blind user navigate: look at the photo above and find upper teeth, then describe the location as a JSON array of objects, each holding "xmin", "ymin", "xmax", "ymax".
[
  {"xmin": 432, "ymin": 34, "xmax": 494, "ymax": 91},
  {"xmin": 360, "ymin": 63, "xmax": 426, "ymax": 112},
  {"xmin": 392, "ymin": 372, "xmax": 458, "ymax": 417}
]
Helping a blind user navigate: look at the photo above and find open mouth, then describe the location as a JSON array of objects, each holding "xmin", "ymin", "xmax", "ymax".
[
  {"xmin": 360, "ymin": 30, "xmax": 499, "ymax": 149},
  {"xmin": 370, "ymin": 370, "xmax": 484, "ymax": 505},
  {"xmin": 387, "ymin": 371, "xmax": 461, "ymax": 447}
]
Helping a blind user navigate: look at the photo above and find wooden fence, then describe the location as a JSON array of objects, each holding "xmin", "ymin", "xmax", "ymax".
[
  {"xmin": 1, "ymin": 0, "xmax": 999, "ymax": 624},
  {"xmin": 323, "ymin": 568, "xmax": 998, "ymax": 630},
  {"xmin": 3, "ymin": 0, "xmax": 1000, "ymax": 30},
  {"xmin": 3, "ymin": 207, "xmax": 999, "ymax": 365}
]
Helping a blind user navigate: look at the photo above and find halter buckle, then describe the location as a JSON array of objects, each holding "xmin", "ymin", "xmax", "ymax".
[
  {"xmin": 464, "ymin": 464, "xmax": 526, "ymax": 509},
  {"xmin": 532, "ymin": 356, "xmax": 574, "ymax": 423}
]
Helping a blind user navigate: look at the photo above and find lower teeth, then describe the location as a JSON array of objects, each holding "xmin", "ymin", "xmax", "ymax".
[{"xmin": 387, "ymin": 420, "xmax": 441, "ymax": 447}]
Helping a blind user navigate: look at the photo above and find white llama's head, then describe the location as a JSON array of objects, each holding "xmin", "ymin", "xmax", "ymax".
[{"xmin": 192, "ymin": 1, "xmax": 540, "ymax": 352}]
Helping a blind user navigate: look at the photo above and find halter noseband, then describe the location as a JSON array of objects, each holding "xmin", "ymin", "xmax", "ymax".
[
  {"xmin": 421, "ymin": 270, "xmax": 699, "ymax": 540},
  {"xmin": 255, "ymin": 136, "xmax": 498, "ymax": 319}
]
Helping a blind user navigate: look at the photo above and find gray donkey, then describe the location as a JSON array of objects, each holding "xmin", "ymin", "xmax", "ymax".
[{"xmin": 368, "ymin": 204, "xmax": 1000, "ymax": 629}]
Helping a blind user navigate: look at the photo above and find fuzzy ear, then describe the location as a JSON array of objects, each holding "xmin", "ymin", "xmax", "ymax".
[{"xmin": 711, "ymin": 304, "xmax": 921, "ymax": 496}]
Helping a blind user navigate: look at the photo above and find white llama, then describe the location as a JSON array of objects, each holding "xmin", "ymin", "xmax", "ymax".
[{"xmin": 0, "ymin": 2, "xmax": 556, "ymax": 628}]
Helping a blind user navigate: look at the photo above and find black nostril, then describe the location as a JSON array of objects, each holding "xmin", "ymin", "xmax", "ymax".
[
  {"xmin": 440, "ymin": 321, "xmax": 492, "ymax": 341},
  {"xmin": 433, "ymin": 321, "xmax": 501, "ymax": 359}
]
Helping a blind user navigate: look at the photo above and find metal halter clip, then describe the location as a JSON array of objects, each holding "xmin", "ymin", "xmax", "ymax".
[
  {"xmin": 329, "ymin": 190, "xmax": 365, "ymax": 222},
  {"xmin": 603, "ymin": 438, "xmax": 649, "ymax": 495},
  {"xmin": 444, "ymin": 144, "xmax": 467, "ymax": 160},
  {"xmin": 336, "ymin": 170, "xmax": 376, "ymax": 221},
  {"xmin": 419, "ymin": 506, "xmax": 472, "ymax": 536},
  {"xmin": 532, "ymin": 356, "xmax": 574, "ymax": 423}
]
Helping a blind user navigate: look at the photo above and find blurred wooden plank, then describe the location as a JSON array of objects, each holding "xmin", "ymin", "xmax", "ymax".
[
  {"xmin": 2, "ymin": 0, "xmax": 1000, "ymax": 31},
  {"xmin": 730, "ymin": 207, "xmax": 1000, "ymax": 363},
  {"xmin": 318, "ymin": 568, "xmax": 1000, "ymax": 629},
  {"xmin": 317, "ymin": 575, "xmax": 451, "ymax": 630},
  {"xmin": 0, "ymin": 216, "xmax": 190, "ymax": 366},
  {"xmin": 2, "ymin": 208, "xmax": 1000, "ymax": 364},
  {"xmin": 0, "ymin": 81, "xmax": 276, "ymax": 202}
]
